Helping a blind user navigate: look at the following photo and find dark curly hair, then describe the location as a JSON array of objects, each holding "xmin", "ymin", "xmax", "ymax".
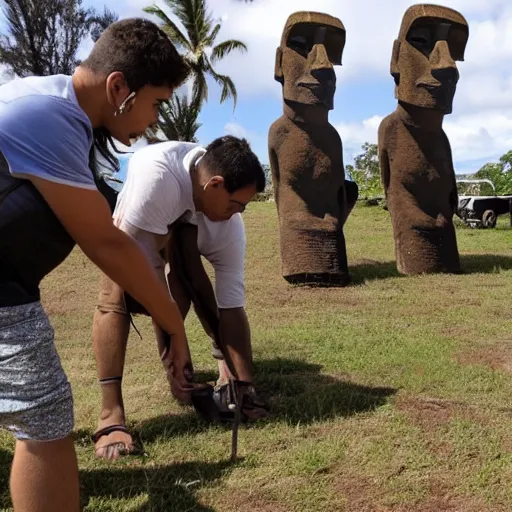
[
  {"xmin": 200, "ymin": 136, "xmax": 266, "ymax": 194},
  {"xmin": 81, "ymin": 17, "xmax": 189, "ymax": 91},
  {"xmin": 83, "ymin": 18, "xmax": 190, "ymax": 180}
]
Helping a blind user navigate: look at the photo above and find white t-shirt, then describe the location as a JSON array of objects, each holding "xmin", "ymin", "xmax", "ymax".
[{"xmin": 114, "ymin": 141, "xmax": 246, "ymax": 309}]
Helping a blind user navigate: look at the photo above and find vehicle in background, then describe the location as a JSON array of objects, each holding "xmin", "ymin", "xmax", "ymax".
[{"xmin": 456, "ymin": 179, "xmax": 512, "ymax": 228}]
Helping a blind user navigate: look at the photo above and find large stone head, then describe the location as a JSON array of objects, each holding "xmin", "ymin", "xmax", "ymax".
[
  {"xmin": 390, "ymin": 4, "xmax": 468, "ymax": 114},
  {"xmin": 275, "ymin": 11, "xmax": 345, "ymax": 110}
]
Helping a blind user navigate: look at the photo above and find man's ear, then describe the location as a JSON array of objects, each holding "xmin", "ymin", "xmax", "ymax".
[
  {"xmin": 274, "ymin": 47, "xmax": 284, "ymax": 84},
  {"xmin": 205, "ymin": 175, "xmax": 225, "ymax": 190},
  {"xmin": 390, "ymin": 40, "xmax": 400, "ymax": 85},
  {"xmin": 105, "ymin": 71, "xmax": 130, "ymax": 108}
]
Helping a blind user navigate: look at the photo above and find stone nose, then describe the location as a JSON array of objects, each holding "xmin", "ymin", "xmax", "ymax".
[
  {"xmin": 309, "ymin": 44, "xmax": 333, "ymax": 72},
  {"xmin": 430, "ymin": 40, "xmax": 459, "ymax": 83}
]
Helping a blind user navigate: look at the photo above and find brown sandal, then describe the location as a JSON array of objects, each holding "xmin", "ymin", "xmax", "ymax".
[{"xmin": 92, "ymin": 424, "xmax": 147, "ymax": 459}]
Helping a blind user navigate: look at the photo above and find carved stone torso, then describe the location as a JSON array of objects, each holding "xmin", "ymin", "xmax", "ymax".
[
  {"xmin": 382, "ymin": 112, "xmax": 455, "ymax": 223},
  {"xmin": 269, "ymin": 115, "xmax": 345, "ymax": 225},
  {"xmin": 269, "ymin": 115, "xmax": 351, "ymax": 283},
  {"xmin": 379, "ymin": 108, "xmax": 460, "ymax": 274}
]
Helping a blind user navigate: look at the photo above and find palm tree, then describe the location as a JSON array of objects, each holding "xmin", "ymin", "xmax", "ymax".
[
  {"xmin": 144, "ymin": 0, "xmax": 247, "ymax": 109},
  {"xmin": 146, "ymin": 94, "xmax": 202, "ymax": 143}
]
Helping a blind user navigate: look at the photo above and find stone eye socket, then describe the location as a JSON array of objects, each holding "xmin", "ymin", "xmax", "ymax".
[
  {"xmin": 410, "ymin": 35, "xmax": 429, "ymax": 46},
  {"xmin": 407, "ymin": 28, "xmax": 434, "ymax": 56},
  {"xmin": 289, "ymin": 36, "xmax": 310, "ymax": 57}
]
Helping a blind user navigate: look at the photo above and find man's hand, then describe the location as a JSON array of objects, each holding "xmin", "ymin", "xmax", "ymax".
[{"xmin": 160, "ymin": 337, "xmax": 195, "ymax": 405}]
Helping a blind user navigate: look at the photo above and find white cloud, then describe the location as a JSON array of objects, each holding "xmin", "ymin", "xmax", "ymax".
[
  {"xmin": 445, "ymin": 111, "xmax": 512, "ymax": 166},
  {"xmin": 203, "ymin": 0, "xmax": 512, "ymax": 99},
  {"xmin": 334, "ymin": 115, "xmax": 383, "ymax": 161},
  {"xmin": 117, "ymin": 0, "xmax": 512, "ymax": 168},
  {"xmin": 224, "ymin": 121, "xmax": 268, "ymax": 162},
  {"xmin": 224, "ymin": 122, "xmax": 250, "ymax": 139},
  {"xmin": 332, "ymin": 108, "xmax": 512, "ymax": 172}
]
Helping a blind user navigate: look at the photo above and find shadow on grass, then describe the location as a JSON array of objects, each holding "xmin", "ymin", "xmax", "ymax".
[
  {"xmin": 347, "ymin": 254, "xmax": 512, "ymax": 284},
  {"xmin": 111, "ymin": 357, "xmax": 396, "ymax": 447},
  {"xmin": 0, "ymin": 444, "xmax": 222, "ymax": 511},
  {"xmin": 0, "ymin": 448, "xmax": 13, "ymax": 509},
  {"xmin": 73, "ymin": 359, "xmax": 395, "ymax": 510},
  {"xmin": 349, "ymin": 260, "xmax": 401, "ymax": 284},
  {"xmin": 460, "ymin": 254, "xmax": 512, "ymax": 274},
  {"xmin": 81, "ymin": 460, "xmax": 230, "ymax": 511},
  {"xmin": 254, "ymin": 358, "xmax": 396, "ymax": 425}
]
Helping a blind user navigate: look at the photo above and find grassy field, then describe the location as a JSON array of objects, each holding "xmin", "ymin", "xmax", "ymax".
[{"xmin": 2, "ymin": 203, "xmax": 512, "ymax": 511}]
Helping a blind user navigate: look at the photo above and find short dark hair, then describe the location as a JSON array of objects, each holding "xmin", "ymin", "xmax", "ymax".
[
  {"xmin": 201, "ymin": 136, "xmax": 266, "ymax": 193},
  {"xmin": 81, "ymin": 18, "xmax": 189, "ymax": 91}
]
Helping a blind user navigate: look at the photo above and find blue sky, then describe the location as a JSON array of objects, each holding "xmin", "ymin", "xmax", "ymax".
[{"xmin": 3, "ymin": 0, "xmax": 512, "ymax": 174}]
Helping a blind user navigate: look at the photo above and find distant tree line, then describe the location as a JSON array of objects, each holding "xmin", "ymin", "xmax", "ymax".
[{"xmin": 346, "ymin": 143, "xmax": 512, "ymax": 199}]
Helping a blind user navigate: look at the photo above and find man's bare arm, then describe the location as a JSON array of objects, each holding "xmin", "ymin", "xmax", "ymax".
[
  {"xmin": 167, "ymin": 224, "xmax": 219, "ymax": 337},
  {"xmin": 28, "ymin": 177, "xmax": 187, "ymax": 347},
  {"xmin": 219, "ymin": 307, "xmax": 253, "ymax": 383}
]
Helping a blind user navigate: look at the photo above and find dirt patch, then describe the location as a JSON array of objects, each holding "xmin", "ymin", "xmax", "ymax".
[
  {"xmin": 456, "ymin": 341, "xmax": 512, "ymax": 373},
  {"xmin": 334, "ymin": 473, "xmax": 499, "ymax": 512},
  {"xmin": 396, "ymin": 395, "xmax": 465, "ymax": 430},
  {"xmin": 393, "ymin": 496, "xmax": 497, "ymax": 512},
  {"xmin": 214, "ymin": 490, "xmax": 292, "ymax": 512},
  {"xmin": 439, "ymin": 326, "xmax": 474, "ymax": 340},
  {"xmin": 333, "ymin": 472, "xmax": 386, "ymax": 512},
  {"xmin": 391, "ymin": 478, "xmax": 502, "ymax": 512}
]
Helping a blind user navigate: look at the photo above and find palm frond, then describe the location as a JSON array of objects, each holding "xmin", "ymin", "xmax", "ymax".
[
  {"xmin": 162, "ymin": 0, "xmax": 213, "ymax": 51},
  {"xmin": 211, "ymin": 39, "xmax": 247, "ymax": 63},
  {"xmin": 148, "ymin": 0, "xmax": 245, "ymax": 112},
  {"xmin": 143, "ymin": 5, "xmax": 191, "ymax": 51},
  {"xmin": 208, "ymin": 66, "xmax": 238, "ymax": 108},
  {"xmin": 204, "ymin": 23, "xmax": 221, "ymax": 48},
  {"xmin": 157, "ymin": 94, "xmax": 202, "ymax": 142},
  {"xmin": 192, "ymin": 69, "xmax": 208, "ymax": 106}
]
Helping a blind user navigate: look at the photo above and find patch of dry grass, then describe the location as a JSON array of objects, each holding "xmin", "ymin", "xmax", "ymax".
[{"xmin": 1, "ymin": 203, "xmax": 512, "ymax": 511}]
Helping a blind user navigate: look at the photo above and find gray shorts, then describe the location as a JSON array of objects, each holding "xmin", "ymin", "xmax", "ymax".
[{"xmin": 0, "ymin": 302, "xmax": 74, "ymax": 441}]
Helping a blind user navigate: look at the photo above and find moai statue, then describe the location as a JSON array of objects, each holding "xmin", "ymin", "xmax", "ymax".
[
  {"xmin": 378, "ymin": 4, "xmax": 468, "ymax": 275},
  {"xmin": 268, "ymin": 11, "xmax": 358, "ymax": 286}
]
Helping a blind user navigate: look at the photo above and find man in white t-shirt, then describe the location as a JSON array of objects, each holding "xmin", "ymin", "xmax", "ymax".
[{"xmin": 92, "ymin": 135, "xmax": 268, "ymax": 460}]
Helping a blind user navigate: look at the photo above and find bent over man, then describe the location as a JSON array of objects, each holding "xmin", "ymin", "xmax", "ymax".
[{"xmin": 92, "ymin": 136, "xmax": 269, "ymax": 460}]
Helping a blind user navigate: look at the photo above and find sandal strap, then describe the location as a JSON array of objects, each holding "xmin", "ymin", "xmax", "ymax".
[{"xmin": 91, "ymin": 424, "xmax": 129, "ymax": 443}]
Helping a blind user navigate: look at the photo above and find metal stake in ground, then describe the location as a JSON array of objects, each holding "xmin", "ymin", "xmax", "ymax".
[
  {"xmin": 229, "ymin": 380, "xmax": 243, "ymax": 462},
  {"xmin": 170, "ymin": 224, "xmax": 246, "ymax": 461}
]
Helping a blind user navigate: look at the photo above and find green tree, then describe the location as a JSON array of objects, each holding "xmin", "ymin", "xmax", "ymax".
[
  {"xmin": 474, "ymin": 151, "xmax": 512, "ymax": 195},
  {"xmin": 147, "ymin": 94, "xmax": 202, "ymax": 143},
  {"xmin": 346, "ymin": 142, "xmax": 383, "ymax": 199},
  {"xmin": 252, "ymin": 163, "xmax": 273, "ymax": 202},
  {"xmin": 0, "ymin": 0, "xmax": 116, "ymax": 77},
  {"xmin": 90, "ymin": 7, "xmax": 118, "ymax": 42},
  {"xmin": 144, "ymin": 0, "xmax": 247, "ymax": 109}
]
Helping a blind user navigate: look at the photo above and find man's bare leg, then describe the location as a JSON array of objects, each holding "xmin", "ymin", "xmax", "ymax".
[
  {"xmin": 92, "ymin": 275, "xmax": 133, "ymax": 460},
  {"xmin": 10, "ymin": 436, "xmax": 79, "ymax": 512}
]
